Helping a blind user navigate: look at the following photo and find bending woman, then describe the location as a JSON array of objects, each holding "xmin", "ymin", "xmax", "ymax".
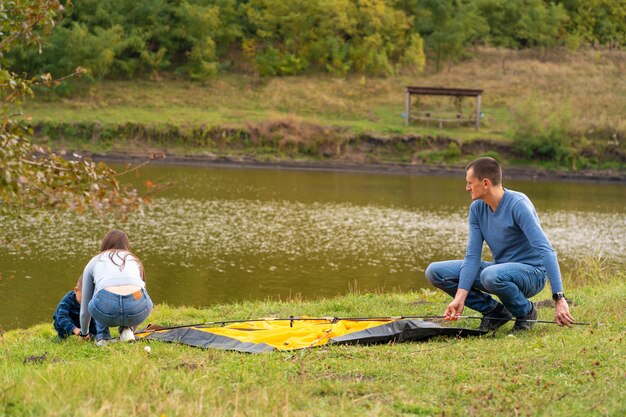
[{"xmin": 79, "ymin": 230, "xmax": 153, "ymax": 344}]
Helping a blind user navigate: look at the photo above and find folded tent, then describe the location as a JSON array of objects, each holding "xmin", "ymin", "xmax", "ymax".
[{"xmin": 135, "ymin": 317, "xmax": 486, "ymax": 353}]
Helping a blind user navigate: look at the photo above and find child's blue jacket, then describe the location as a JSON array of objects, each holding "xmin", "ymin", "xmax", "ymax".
[{"xmin": 53, "ymin": 290, "xmax": 97, "ymax": 339}]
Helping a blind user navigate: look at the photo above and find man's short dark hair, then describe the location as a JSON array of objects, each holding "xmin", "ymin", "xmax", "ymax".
[{"xmin": 466, "ymin": 157, "xmax": 502, "ymax": 185}]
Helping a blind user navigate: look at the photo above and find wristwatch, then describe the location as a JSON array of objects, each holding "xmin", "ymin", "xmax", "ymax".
[{"xmin": 552, "ymin": 292, "xmax": 565, "ymax": 301}]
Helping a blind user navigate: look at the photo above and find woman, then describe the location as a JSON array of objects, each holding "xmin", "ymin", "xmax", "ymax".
[{"xmin": 79, "ymin": 230, "xmax": 153, "ymax": 345}]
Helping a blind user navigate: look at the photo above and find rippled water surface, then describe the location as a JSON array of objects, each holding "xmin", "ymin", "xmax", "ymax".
[{"xmin": 1, "ymin": 164, "xmax": 625, "ymax": 330}]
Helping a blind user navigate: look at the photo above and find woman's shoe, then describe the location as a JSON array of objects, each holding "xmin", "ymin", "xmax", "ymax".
[{"xmin": 119, "ymin": 327, "xmax": 135, "ymax": 343}]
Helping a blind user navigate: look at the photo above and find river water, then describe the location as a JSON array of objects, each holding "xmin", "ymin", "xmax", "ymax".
[{"xmin": 1, "ymin": 164, "xmax": 625, "ymax": 331}]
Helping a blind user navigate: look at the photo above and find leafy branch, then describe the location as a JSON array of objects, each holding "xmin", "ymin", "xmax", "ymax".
[
  {"xmin": 0, "ymin": 0, "xmax": 156, "ymax": 217},
  {"xmin": 0, "ymin": 0, "xmax": 65, "ymax": 53}
]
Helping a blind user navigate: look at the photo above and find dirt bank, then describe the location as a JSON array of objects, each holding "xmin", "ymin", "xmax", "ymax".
[
  {"xmin": 84, "ymin": 151, "xmax": 626, "ymax": 184},
  {"xmin": 38, "ymin": 120, "xmax": 625, "ymax": 183}
]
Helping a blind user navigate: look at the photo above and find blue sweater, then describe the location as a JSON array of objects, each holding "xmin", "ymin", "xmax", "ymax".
[
  {"xmin": 53, "ymin": 290, "xmax": 97, "ymax": 339},
  {"xmin": 459, "ymin": 189, "xmax": 563, "ymax": 293}
]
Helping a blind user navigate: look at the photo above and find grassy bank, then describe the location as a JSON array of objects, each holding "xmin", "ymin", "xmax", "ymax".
[
  {"xmin": 1, "ymin": 260, "xmax": 624, "ymax": 416},
  {"xmin": 27, "ymin": 48, "xmax": 626, "ymax": 171}
]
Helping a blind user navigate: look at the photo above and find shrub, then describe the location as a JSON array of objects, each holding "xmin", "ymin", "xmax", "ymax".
[
  {"xmin": 511, "ymin": 98, "xmax": 575, "ymax": 165},
  {"xmin": 444, "ymin": 142, "xmax": 462, "ymax": 161}
]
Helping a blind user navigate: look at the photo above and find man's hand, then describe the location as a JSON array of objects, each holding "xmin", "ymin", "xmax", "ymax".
[
  {"xmin": 72, "ymin": 327, "xmax": 80, "ymax": 336},
  {"xmin": 444, "ymin": 289, "xmax": 468, "ymax": 320},
  {"xmin": 555, "ymin": 298, "xmax": 574, "ymax": 327}
]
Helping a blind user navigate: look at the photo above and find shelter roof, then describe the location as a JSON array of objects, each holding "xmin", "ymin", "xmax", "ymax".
[{"xmin": 406, "ymin": 86, "xmax": 483, "ymax": 97}]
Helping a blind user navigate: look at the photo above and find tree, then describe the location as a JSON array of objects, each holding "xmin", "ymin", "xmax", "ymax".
[
  {"xmin": 243, "ymin": 0, "xmax": 330, "ymax": 75},
  {"xmin": 476, "ymin": 0, "xmax": 523, "ymax": 49},
  {"xmin": 420, "ymin": 0, "xmax": 489, "ymax": 71},
  {"xmin": 6, "ymin": 0, "xmax": 242, "ymax": 82},
  {"xmin": 243, "ymin": 0, "xmax": 417, "ymax": 76},
  {"xmin": 400, "ymin": 33, "xmax": 426, "ymax": 73},
  {"xmin": 348, "ymin": 0, "xmax": 411, "ymax": 76},
  {"xmin": 0, "ymin": 0, "xmax": 153, "ymax": 216},
  {"xmin": 558, "ymin": 0, "xmax": 626, "ymax": 47},
  {"xmin": 516, "ymin": 0, "xmax": 569, "ymax": 51}
]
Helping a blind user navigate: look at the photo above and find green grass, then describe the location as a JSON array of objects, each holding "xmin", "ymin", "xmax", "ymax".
[
  {"xmin": 24, "ymin": 80, "xmax": 507, "ymax": 142},
  {"xmin": 2, "ymin": 261, "xmax": 624, "ymax": 416}
]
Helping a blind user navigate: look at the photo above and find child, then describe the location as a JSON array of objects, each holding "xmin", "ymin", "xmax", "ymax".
[{"xmin": 53, "ymin": 276, "xmax": 97, "ymax": 339}]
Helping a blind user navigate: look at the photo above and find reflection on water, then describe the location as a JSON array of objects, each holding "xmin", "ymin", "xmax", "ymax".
[{"xmin": 1, "ymin": 165, "xmax": 625, "ymax": 330}]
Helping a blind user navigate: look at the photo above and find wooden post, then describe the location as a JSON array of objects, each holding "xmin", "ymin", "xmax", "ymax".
[
  {"xmin": 405, "ymin": 90, "xmax": 410, "ymax": 127},
  {"xmin": 475, "ymin": 94, "xmax": 482, "ymax": 131}
]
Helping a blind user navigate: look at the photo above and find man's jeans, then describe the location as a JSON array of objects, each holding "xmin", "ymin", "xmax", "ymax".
[
  {"xmin": 88, "ymin": 288, "xmax": 153, "ymax": 340},
  {"xmin": 425, "ymin": 260, "xmax": 546, "ymax": 317}
]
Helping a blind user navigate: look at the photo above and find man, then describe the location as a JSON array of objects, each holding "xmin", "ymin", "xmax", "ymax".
[{"xmin": 425, "ymin": 157, "xmax": 574, "ymax": 332}]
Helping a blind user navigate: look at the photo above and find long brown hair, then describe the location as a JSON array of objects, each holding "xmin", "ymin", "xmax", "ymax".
[{"xmin": 99, "ymin": 230, "xmax": 146, "ymax": 282}]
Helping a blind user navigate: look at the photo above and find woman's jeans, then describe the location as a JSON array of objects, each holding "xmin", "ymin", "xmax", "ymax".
[
  {"xmin": 425, "ymin": 260, "xmax": 546, "ymax": 317},
  {"xmin": 88, "ymin": 288, "xmax": 153, "ymax": 340}
]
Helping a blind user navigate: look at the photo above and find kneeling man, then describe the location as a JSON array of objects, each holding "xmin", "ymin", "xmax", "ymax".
[{"xmin": 425, "ymin": 157, "xmax": 574, "ymax": 332}]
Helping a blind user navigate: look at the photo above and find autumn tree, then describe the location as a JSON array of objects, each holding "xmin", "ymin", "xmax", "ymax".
[{"xmin": 0, "ymin": 0, "xmax": 154, "ymax": 216}]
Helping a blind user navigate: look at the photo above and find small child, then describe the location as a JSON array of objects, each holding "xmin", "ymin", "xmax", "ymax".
[{"xmin": 53, "ymin": 276, "xmax": 97, "ymax": 339}]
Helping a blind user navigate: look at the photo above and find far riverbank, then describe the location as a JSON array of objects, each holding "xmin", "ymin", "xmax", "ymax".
[{"xmin": 84, "ymin": 151, "xmax": 626, "ymax": 184}]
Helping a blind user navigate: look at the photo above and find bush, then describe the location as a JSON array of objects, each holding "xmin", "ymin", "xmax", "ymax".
[
  {"xmin": 511, "ymin": 98, "xmax": 575, "ymax": 165},
  {"xmin": 444, "ymin": 142, "xmax": 462, "ymax": 160}
]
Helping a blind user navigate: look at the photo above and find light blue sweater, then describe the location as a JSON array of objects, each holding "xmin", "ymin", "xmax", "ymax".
[{"xmin": 459, "ymin": 189, "xmax": 563, "ymax": 293}]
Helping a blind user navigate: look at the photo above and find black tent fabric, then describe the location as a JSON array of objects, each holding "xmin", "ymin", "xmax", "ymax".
[
  {"xmin": 329, "ymin": 319, "xmax": 486, "ymax": 346},
  {"xmin": 142, "ymin": 327, "xmax": 276, "ymax": 353}
]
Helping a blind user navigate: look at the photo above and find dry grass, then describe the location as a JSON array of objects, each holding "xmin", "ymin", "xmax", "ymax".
[
  {"xmin": 245, "ymin": 115, "xmax": 348, "ymax": 156},
  {"xmin": 566, "ymin": 256, "xmax": 617, "ymax": 288}
]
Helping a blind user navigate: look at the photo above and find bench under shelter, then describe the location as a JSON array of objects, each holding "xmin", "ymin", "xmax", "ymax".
[{"xmin": 404, "ymin": 86, "xmax": 483, "ymax": 130}]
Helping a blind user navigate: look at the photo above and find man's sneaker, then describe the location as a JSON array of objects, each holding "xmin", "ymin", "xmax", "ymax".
[
  {"xmin": 119, "ymin": 327, "xmax": 135, "ymax": 343},
  {"xmin": 95, "ymin": 339, "xmax": 110, "ymax": 347},
  {"xmin": 512, "ymin": 303, "xmax": 538, "ymax": 332},
  {"xmin": 477, "ymin": 303, "xmax": 513, "ymax": 332}
]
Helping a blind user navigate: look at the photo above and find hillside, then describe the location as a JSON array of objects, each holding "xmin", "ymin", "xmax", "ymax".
[{"xmin": 27, "ymin": 48, "xmax": 626, "ymax": 171}]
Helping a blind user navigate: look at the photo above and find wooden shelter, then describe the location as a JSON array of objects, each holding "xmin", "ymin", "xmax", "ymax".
[{"xmin": 405, "ymin": 86, "xmax": 483, "ymax": 130}]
